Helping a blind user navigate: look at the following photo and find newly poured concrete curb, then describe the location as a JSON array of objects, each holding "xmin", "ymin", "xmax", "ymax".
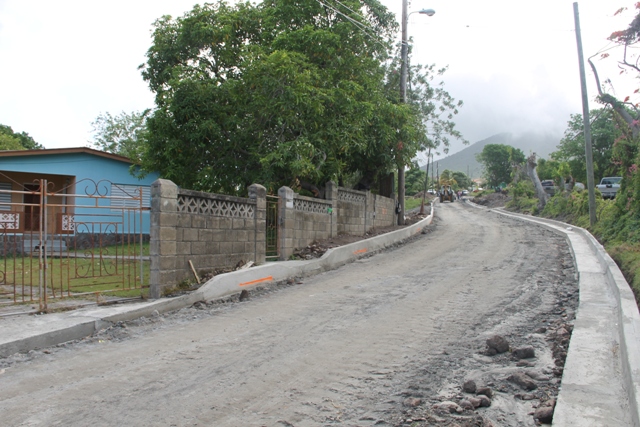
[
  {"xmin": 468, "ymin": 200, "xmax": 640, "ymax": 426},
  {"xmin": 0, "ymin": 205, "xmax": 433, "ymax": 358}
]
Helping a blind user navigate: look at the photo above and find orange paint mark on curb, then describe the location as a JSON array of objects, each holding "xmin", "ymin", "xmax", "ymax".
[
  {"xmin": 353, "ymin": 248, "xmax": 368, "ymax": 255},
  {"xmin": 239, "ymin": 276, "xmax": 273, "ymax": 287}
]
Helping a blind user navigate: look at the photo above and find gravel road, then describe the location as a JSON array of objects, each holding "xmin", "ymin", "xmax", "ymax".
[{"xmin": 0, "ymin": 202, "xmax": 577, "ymax": 427}]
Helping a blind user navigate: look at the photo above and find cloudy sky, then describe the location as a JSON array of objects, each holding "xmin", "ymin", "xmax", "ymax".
[{"xmin": 0, "ymin": 0, "xmax": 632, "ymax": 158}]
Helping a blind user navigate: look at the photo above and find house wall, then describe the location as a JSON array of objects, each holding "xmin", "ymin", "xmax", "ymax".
[{"xmin": 0, "ymin": 152, "xmax": 160, "ymax": 234}]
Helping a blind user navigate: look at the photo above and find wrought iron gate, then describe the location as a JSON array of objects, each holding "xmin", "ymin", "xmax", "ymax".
[
  {"xmin": 265, "ymin": 195, "xmax": 279, "ymax": 260},
  {"xmin": 0, "ymin": 177, "xmax": 148, "ymax": 311}
]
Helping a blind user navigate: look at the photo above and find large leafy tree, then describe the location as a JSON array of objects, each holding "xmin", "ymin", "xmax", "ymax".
[
  {"xmin": 551, "ymin": 108, "xmax": 619, "ymax": 183},
  {"xmin": 89, "ymin": 110, "xmax": 149, "ymax": 163},
  {"xmin": 476, "ymin": 144, "xmax": 525, "ymax": 188},
  {"xmin": 139, "ymin": 0, "xmax": 462, "ymax": 196},
  {"xmin": 139, "ymin": 0, "xmax": 401, "ymax": 194},
  {"xmin": 0, "ymin": 125, "xmax": 43, "ymax": 150}
]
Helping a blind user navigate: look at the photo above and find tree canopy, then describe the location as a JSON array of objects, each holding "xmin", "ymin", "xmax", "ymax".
[
  {"xmin": 0, "ymin": 125, "xmax": 43, "ymax": 150},
  {"xmin": 551, "ymin": 108, "xmax": 619, "ymax": 183},
  {"xmin": 476, "ymin": 144, "xmax": 525, "ymax": 188},
  {"xmin": 138, "ymin": 0, "xmax": 463, "ymax": 195},
  {"xmin": 89, "ymin": 111, "xmax": 149, "ymax": 163}
]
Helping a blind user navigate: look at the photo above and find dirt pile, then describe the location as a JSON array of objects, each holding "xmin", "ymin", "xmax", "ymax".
[{"xmin": 472, "ymin": 192, "xmax": 510, "ymax": 209}]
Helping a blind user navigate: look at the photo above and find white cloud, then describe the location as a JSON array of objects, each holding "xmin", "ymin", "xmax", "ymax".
[{"xmin": 0, "ymin": 0, "xmax": 635, "ymax": 152}]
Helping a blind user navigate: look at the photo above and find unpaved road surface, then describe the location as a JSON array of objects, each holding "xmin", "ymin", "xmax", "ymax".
[{"xmin": 0, "ymin": 202, "xmax": 577, "ymax": 426}]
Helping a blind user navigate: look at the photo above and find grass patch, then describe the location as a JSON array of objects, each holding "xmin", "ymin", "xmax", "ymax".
[
  {"xmin": 0, "ymin": 252, "xmax": 149, "ymax": 301},
  {"xmin": 405, "ymin": 197, "xmax": 426, "ymax": 210}
]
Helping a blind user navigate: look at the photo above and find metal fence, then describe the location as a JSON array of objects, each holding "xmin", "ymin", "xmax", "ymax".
[
  {"xmin": 266, "ymin": 195, "xmax": 279, "ymax": 260},
  {"xmin": 0, "ymin": 177, "xmax": 148, "ymax": 311}
]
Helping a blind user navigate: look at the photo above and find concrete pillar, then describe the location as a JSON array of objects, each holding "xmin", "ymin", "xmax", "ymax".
[
  {"xmin": 149, "ymin": 179, "xmax": 178, "ymax": 299},
  {"xmin": 248, "ymin": 183, "xmax": 266, "ymax": 265},
  {"xmin": 277, "ymin": 186, "xmax": 295, "ymax": 260},
  {"xmin": 325, "ymin": 181, "xmax": 338, "ymax": 238}
]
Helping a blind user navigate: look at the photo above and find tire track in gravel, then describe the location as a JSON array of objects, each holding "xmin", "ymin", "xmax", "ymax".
[{"xmin": 0, "ymin": 202, "xmax": 575, "ymax": 427}]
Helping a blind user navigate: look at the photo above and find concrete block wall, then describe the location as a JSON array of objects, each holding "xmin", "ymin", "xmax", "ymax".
[
  {"xmin": 337, "ymin": 187, "xmax": 368, "ymax": 235},
  {"xmin": 372, "ymin": 194, "xmax": 395, "ymax": 229},
  {"xmin": 336, "ymin": 187, "xmax": 396, "ymax": 235},
  {"xmin": 149, "ymin": 179, "xmax": 265, "ymax": 298},
  {"xmin": 277, "ymin": 185, "xmax": 336, "ymax": 260}
]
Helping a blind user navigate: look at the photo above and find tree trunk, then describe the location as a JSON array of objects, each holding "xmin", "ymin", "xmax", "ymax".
[{"xmin": 525, "ymin": 153, "xmax": 548, "ymax": 211}]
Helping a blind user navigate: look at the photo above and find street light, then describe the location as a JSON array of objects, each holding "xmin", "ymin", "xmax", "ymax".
[{"xmin": 398, "ymin": 4, "xmax": 435, "ymax": 225}]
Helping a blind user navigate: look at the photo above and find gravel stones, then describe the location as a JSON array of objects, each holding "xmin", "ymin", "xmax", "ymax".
[
  {"xmin": 476, "ymin": 386, "xmax": 493, "ymax": 398},
  {"xmin": 534, "ymin": 399, "xmax": 556, "ymax": 424},
  {"xmin": 507, "ymin": 372, "xmax": 538, "ymax": 391},
  {"xmin": 477, "ymin": 395, "xmax": 492, "ymax": 407},
  {"xmin": 486, "ymin": 335, "xmax": 510, "ymax": 355},
  {"xmin": 432, "ymin": 401, "xmax": 464, "ymax": 414},
  {"xmin": 463, "ymin": 379, "xmax": 477, "ymax": 393},
  {"xmin": 512, "ymin": 346, "xmax": 535, "ymax": 359}
]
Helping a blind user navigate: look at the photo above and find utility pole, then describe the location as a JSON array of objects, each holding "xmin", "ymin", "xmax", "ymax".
[
  {"xmin": 398, "ymin": 0, "xmax": 409, "ymax": 225},
  {"xmin": 573, "ymin": 2, "xmax": 597, "ymax": 226},
  {"xmin": 420, "ymin": 148, "xmax": 431, "ymax": 214}
]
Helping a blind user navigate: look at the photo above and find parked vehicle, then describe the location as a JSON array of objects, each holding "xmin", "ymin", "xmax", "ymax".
[
  {"xmin": 541, "ymin": 179, "xmax": 556, "ymax": 196},
  {"xmin": 596, "ymin": 177, "xmax": 622, "ymax": 199}
]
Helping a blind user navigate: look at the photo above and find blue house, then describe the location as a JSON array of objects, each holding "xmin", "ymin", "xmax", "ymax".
[{"xmin": 0, "ymin": 147, "xmax": 160, "ymax": 239}]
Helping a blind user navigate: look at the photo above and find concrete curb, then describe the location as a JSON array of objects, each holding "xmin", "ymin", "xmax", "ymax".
[
  {"xmin": 466, "ymin": 200, "xmax": 640, "ymax": 426},
  {"xmin": 0, "ymin": 204, "xmax": 434, "ymax": 358}
]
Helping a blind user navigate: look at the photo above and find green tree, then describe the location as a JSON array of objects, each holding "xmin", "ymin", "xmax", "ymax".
[
  {"xmin": 476, "ymin": 144, "xmax": 525, "ymax": 188},
  {"xmin": 0, "ymin": 134, "xmax": 25, "ymax": 151},
  {"xmin": 139, "ymin": 1, "xmax": 398, "ymax": 194},
  {"xmin": 552, "ymin": 109, "xmax": 619, "ymax": 183},
  {"xmin": 451, "ymin": 171, "xmax": 472, "ymax": 190},
  {"xmin": 0, "ymin": 125, "xmax": 43, "ymax": 150},
  {"xmin": 405, "ymin": 162, "xmax": 425, "ymax": 195},
  {"xmin": 90, "ymin": 111, "xmax": 149, "ymax": 163},
  {"xmin": 138, "ymin": 0, "xmax": 463, "ymax": 195},
  {"xmin": 536, "ymin": 158, "xmax": 559, "ymax": 181}
]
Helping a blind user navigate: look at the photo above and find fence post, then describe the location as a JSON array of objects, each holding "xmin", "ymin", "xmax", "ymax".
[
  {"xmin": 325, "ymin": 181, "xmax": 338, "ymax": 238},
  {"xmin": 366, "ymin": 190, "xmax": 375, "ymax": 232},
  {"xmin": 248, "ymin": 184, "xmax": 266, "ymax": 265},
  {"xmin": 277, "ymin": 186, "xmax": 294, "ymax": 260},
  {"xmin": 149, "ymin": 179, "xmax": 178, "ymax": 299}
]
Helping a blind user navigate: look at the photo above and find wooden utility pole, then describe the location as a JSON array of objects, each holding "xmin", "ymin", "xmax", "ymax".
[{"xmin": 573, "ymin": 2, "xmax": 597, "ymax": 226}]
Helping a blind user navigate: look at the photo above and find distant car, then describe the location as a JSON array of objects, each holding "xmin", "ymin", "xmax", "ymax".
[
  {"xmin": 596, "ymin": 177, "xmax": 621, "ymax": 199},
  {"xmin": 462, "ymin": 190, "xmax": 469, "ymax": 195},
  {"xmin": 541, "ymin": 180, "xmax": 556, "ymax": 196}
]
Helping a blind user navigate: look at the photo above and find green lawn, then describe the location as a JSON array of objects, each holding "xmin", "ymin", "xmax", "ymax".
[{"xmin": 1, "ymin": 251, "xmax": 149, "ymax": 302}]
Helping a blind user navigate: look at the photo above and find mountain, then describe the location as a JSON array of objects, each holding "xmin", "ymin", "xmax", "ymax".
[{"xmin": 422, "ymin": 132, "xmax": 560, "ymax": 179}]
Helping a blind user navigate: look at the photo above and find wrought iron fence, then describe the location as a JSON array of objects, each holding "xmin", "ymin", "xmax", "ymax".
[
  {"xmin": 266, "ymin": 195, "xmax": 279, "ymax": 260},
  {"xmin": 0, "ymin": 176, "xmax": 148, "ymax": 311}
]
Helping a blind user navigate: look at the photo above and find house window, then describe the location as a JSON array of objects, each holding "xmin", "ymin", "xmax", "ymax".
[
  {"xmin": 0, "ymin": 182, "xmax": 11, "ymax": 211},
  {"xmin": 110, "ymin": 184, "xmax": 150, "ymax": 209}
]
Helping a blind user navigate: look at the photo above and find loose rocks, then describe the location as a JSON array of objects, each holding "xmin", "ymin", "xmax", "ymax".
[
  {"xmin": 476, "ymin": 387, "xmax": 493, "ymax": 398},
  {"xmin": 507, "ymin": 372, "xmax": 538, "ymax": 391},
  {"xmin": 512, "ymin": 346, "xmax": 535, "ymax": 359},
  {"xmin": 486, "ymin": 335, "xmax": 510, "ymax": 355},
  {"xmin": 463, "ymin": 379, "xmax": 477, "ymax": 394},
  {"xmin": 433, "ymin": 401, "xmax": 464, "ymax": 414},
  {"xmin": 534, "ymin": 399, "xmax": 556, "ymax": 424}
]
